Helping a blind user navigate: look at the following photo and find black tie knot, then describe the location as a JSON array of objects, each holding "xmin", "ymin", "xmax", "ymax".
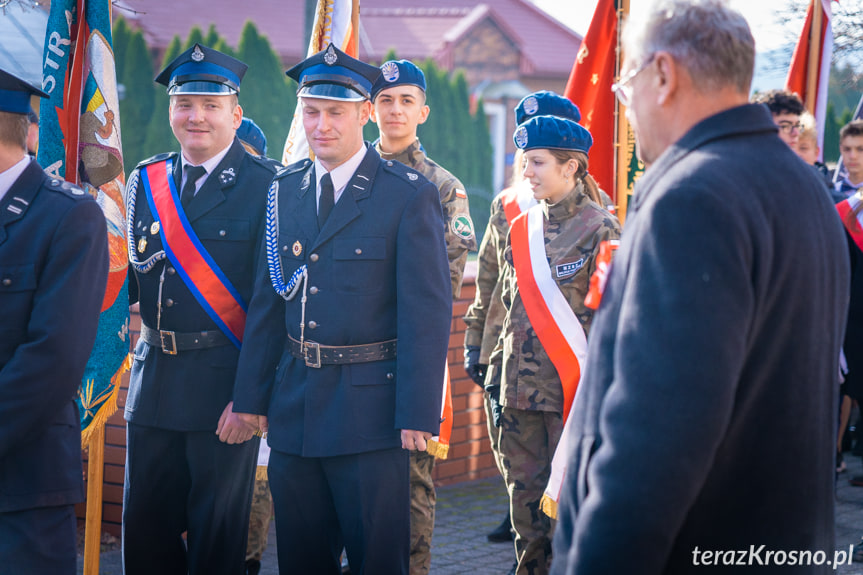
[
  {"xmin": 318, "ymin": 172, "xmax": 335, "ymax": 228},
  {"xmin": 181, "ymin": 165, "xmax": 207, "ymax": 208}
]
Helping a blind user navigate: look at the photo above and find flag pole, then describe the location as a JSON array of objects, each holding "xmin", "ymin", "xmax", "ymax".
[
  {"xmin": 614, "ymin": 0, "xmax": 631, "ymax": 223},
  {"xmin": 83, "ymin": 424, "xmax": 106, "ymax": 575},
  {"xmin": 805, "ymin": 0, "xmax": 822, "ymax": 115},
  {"xmin": 351, "ymin": 0, "xmax": 360, "ymax": 55}
]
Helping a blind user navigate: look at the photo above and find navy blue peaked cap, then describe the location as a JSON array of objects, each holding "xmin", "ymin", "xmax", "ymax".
[
  {"xmin": 515, "ymin": 91, "xmax": 581, "ymax": 125},
  {"xmin": 0, "ymin": 67, "xmax": 48, "ymax": 115},
  {"xmin": 286, "ymin": 43, "xmax": 381, "ymax": 102},
  {"xmin": 237, "ymin": 117, "xmax": 267, "ymax": 156},
  {"xmin": 371, "ymin": 59, "xmax": 426, "ymax": 101},
  {"xmin": 155, "ymin": 43, "xmax": 248, "ymax": 95},
  {"xmin": 513, "ymin": 115, "xmax": 593, "ymax": 154}
]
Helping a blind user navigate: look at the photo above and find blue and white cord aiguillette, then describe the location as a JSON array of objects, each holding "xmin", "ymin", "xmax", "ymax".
[
  {"xmin": 127, "ymin": 170, "xmax": 165, "ymax": 273},
  {"xmin": 266, "ymin": 179, "xmax": 307, "ymax": 301}
]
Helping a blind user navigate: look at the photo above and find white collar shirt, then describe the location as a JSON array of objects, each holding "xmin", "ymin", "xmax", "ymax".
[
  {"xmin": 314, "ymin": 144, "xmax": 368, "ymax": 211},
  {"xmin": 0, "ymin": 155, "xmax": 32, "ymax": 205}
]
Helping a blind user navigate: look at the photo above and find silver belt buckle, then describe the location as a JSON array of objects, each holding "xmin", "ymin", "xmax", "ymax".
[
  {"xmin": 303, "ymin": 341, "xmax": 321, "ymax": 368},
  {"xmin": 160, "ymin": 330, "xmax": 178, "ymax": 355}
]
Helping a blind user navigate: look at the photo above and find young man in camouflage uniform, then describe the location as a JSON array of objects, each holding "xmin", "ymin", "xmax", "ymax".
[
  {"xmin": 371, "ymin": 59, "xmax": 476, "ymax": 575},
  {"xmin": 463, "ymin": 91, "xmax": 587, "ymax": 548}
]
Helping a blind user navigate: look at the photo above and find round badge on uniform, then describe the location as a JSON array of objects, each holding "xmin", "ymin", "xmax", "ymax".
[
  {"xmin": 451, "ymin": 214, "xmax": 475, "ymax": 240},
  {"xmin": 292, "ymin": 240, "xmax": 303, "ymax": 256},
  {"xmin": 523, "ymin": 96, "xmax": 539, "ymax": 116},
  {"xmin": 382, "ymin": 61, "xmax": 400, "ymax": 83},
  {"xmin": 150, "ymin": 221, "xmax": 161, "ymax": 235},
  {"xmin": 515, "ymin": 126, "xmax": 529, "ymax": 149}
]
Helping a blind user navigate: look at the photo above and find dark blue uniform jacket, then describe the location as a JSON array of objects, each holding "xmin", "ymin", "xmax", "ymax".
[{"xmin": 233, "ymin": 145, "xmax": 452, "ymax": 457}]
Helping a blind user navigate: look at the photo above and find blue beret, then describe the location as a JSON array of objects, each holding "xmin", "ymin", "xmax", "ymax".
[
  {"xmin": 371, "ymin": 60, "xmax": 426, "ymax": 101},
  {"xmin": 155, "ymin": 44, "xmax": 248, "ymax": 95},
  {"xmin": 0, "ymin": 68, "xmax": 48, "ymax": 115},
  {"xmin": 515, "ymin": 91, "xmax": 581, "ymax": 125},
  {"xmin": 286, "ymin": 43, "xmax": 381, "ymax": 102},
  {"xmin": 513, "ymin": 116, "xmax": 593, "ymax": 154},
  {"xmin": 237, "ymin": 117, "xmax": 267, "ymax": 156}
]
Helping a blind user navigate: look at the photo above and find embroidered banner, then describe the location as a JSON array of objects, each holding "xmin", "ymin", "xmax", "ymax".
[{"xmin": 426, "ymin": 363, "xmax": 454, "ymax": 459}]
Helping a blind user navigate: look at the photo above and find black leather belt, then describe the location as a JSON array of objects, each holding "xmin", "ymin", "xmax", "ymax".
[
  {"xmin": 287, "ymin": 335, "xmax": 397, "ymax": 368},
  {"xmin": 140, "ymin": 324, "xmax": 231, "ymax": 355}
]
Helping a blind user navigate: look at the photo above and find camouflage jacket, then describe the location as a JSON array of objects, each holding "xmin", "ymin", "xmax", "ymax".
[
  {"xmin": 494, "ymin": 183, "xmax": 621, "ymax": 413},
  {"xmin": 376, "ymin": 139, "xmax": 476, "ymax": 297},
  {"xmin": 462, "ymin": 188, "xmax": 513, "ymax": 363}
]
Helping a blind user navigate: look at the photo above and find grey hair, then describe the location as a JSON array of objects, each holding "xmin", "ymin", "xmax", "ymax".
[{"xmin": 623, "ymin": 0, "xmax": 755, "ymax": 94}]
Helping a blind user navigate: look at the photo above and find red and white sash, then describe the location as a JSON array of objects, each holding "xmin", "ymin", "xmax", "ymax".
[
  {"xmin": 510, "ymin": 204, "xmax": 588, "ymax": 419},
  {"xmin": 500, "ymin": 180, "xmax": 538, "ymax": 226},
  {"xmin": 426, "ymin": 364, "xmax": 454, "ymax": 459},
  {"xmin": 837, "ymin": 191, "xmax": 863, "ymax": 252}
]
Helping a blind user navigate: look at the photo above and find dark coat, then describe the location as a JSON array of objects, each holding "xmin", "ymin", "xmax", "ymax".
[
  {"xmin": 125, "ymin": 138, "xmax": 277, "ymax": 430},
  {"xmin": 233, "ymin": 145, "xmax": 452, "ymax": 457},
  {"xmin": 0, "ymin": 159, "xmax": 108, "ymax": 512},
  {"xmin": 552, "ymin": 104, "xmax": 850, "ymax": 574}
]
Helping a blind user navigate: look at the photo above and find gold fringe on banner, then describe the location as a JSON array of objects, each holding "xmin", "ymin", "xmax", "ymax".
[
  {"xmin": 80, "ymin": 353, "xmax": 132, "ymax": 449},
  {"xmin": 540, "ymin": 494, "xmax": 558, "ymax": 520},
  {"xmin": 255, "ymin": 466, "xmax": 268, "ymax": 481},
  {"xmin": 426, "ymin": 439, "xmax": 449, "ymax": 460}
]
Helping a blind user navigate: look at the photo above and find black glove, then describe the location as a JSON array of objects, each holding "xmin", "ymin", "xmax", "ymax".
[
  {"xmin": 485, "ymin": 383, "xmax": 503, "ymax": 428},
  {"xmin": 464, "ymin": 346, "xmax": 487, "ymax": 387}
]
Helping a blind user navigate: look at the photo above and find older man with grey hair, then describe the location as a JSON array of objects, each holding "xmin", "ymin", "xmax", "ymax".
[{"xmin": 550, "ymin": 1, "xmax": 850, "ymax": 574}]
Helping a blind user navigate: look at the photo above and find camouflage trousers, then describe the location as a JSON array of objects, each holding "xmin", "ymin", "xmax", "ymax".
[
  {"xmin": 483, "ymin": 363, "xmax": 504, "ymax": 476},
  {"xmin": 499, "ymin": 407, "xmax": 563, "ymax": 575},
  {"xmin": 410, "ymin": 449, "xmax": 436, "ymax": 575},
  {"xmin": 246, "ymin": 474, "xmax": 273, "ymax": 562}
]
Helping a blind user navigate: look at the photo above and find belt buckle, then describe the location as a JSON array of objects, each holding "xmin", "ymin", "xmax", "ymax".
[
  {"xmin": 303, "ymin": 341, "xmax": 321, "ymax": 368},
  {"xmin": 160, "ymin": 330, "xmax": 178, "ymax": 355}
]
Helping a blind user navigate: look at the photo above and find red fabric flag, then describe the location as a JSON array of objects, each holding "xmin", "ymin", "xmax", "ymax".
[
  {"xmin": 565, "ymin": 0, "xmax": 617, "ymax": 198},
  {"xmin": 785, "ymin": 0, "xmax": 833, "ymax": 159}
]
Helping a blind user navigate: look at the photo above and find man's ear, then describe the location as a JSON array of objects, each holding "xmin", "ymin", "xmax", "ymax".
[
  {"xmin": 358, "ymin": 100, "xmax": 372, "ymax": 126},
  {"xmin": 232, "ymin": 103, "xmax": 243, "ymax": 130},
  {"xmin": 654, "ymin": 52, "xmax": 678, "ymax": 107},
  {"xmin": 417, "ymin": 105, "xmax": 430, "ymax": 126},
  {"xmin": 370, "ymin": 103, "xmax": 379, "ymax": 124}
]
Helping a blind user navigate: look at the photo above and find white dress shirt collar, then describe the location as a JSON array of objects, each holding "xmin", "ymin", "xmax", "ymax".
[
  {"xmin": 314, "ymin": 144, "xmax": 368, "ymax": 207},
  {"xmin": 0, "ymin": 155, "xmax": 32, "ymax": 205}
]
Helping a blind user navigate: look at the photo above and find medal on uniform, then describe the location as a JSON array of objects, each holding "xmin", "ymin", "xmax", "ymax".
[
  {"xmin": 292, "ymin": 240, "xmax": 303, "ymax": 256},
  {"xmin": 137, "ymin": 237, "xmax": 148, "ymax": 253},
  {"xmin": 150, "ymin": 221, "xmax": 160, "ymax": 235}
]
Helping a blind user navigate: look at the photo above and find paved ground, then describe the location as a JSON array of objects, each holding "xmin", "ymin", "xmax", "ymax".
[{"xmin": 79, "ymin": 460, "xmax": 863, "ymax": 574}]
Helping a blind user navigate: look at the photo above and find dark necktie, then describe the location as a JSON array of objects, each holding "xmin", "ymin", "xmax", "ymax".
[
  {"xmin": 318, "ymin": 172, "xmax": 335, "ymax": 229},
  {"xmin": 181, "ymin": 165, "xmax": 206, "ymax": 209}
]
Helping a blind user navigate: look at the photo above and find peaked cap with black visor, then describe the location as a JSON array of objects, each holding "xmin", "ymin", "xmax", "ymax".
[
  {"xmin": 286, "ymin": 43, "xmax": 381, "ymax": 102},
  {"xmin": 0, "ymin": 67, "xmax": 48, "ymax": 115},
  {"xmin": 155, "ymin": 43, "xmax": 248, "ymax": 95}
]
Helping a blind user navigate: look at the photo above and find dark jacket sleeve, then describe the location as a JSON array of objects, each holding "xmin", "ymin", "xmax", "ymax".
[
  {"xmin": 394, "ymin": 181, "xmax": 452, "ymax": 434},
  {"xmin": 0, "ymin": 199, "xmax": 108, "ymax": 459}
]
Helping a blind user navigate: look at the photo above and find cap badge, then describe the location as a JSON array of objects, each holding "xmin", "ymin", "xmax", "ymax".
[
  {"xmin": 292, "ymin": 240, "xmax": 303, "ymax": 257},
  {"xmin": 515, "ymin": 126, "xmax": 529, "ymax": 148},
  {"xmin": 407, "ymin": 172, "xmax": 418, "ymax": 181},
  {"xmin": 324, "ymin": 45, "xmax": 338, "ymax": 66},
  {"xmin": 191, "ymin": 45, "xmax": 205, "ymax": 62},
  {"xmin": 150, "ymin": 221, "xmax": 161, "ymax": 235},
  {"xmin": 382, "ymin": 62, "xmax": 400, "ymax": 83},
  {"xmin": 523, "ymin": 96, "xmax": 539, "ymax": 116}
]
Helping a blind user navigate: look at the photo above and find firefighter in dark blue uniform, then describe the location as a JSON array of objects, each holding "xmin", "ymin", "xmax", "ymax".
[
  {"xmin": 122, "ymin": 44, "xmax": 276, "ymax": 575},
  {"xmin": 232, "ymin": 44, "xmax": 452, "ymax": 574},
  {"xmin": 0, "ymin": 67, "xmax": 108, "ymax": 574}
]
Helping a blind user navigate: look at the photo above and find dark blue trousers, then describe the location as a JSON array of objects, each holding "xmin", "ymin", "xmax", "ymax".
[
  {"xmin": 269, "ymin": 446, "xmax": 410, "ymax": 575},
  {"xmin": 0, "ymin": 504, "xmax": 76, "ymax": 574},
  {"xmin": 122, "ymin": 423, "xmax": 258, "ymax": 575}
]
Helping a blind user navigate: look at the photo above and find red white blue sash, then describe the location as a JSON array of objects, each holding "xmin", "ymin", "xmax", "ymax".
[
  {"xmin": 837, "ymin": 192, "xmax": 863, "ymax": 253},
  {"xmin": 140, "ymin": 158, "xmax": 247, "ymax": 348},
  {"xmin": 500, "ymin": 180, "xmax": 538, "ymax": 226}
]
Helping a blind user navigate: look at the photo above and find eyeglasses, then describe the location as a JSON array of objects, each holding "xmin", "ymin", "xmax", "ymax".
[
  {"xmin": 776, "ymin": 121, "xmax": 803, "ymax": 135},
  {"xmin": 611, "ymin": 55, "xmax": 655, "ymax": 107}
]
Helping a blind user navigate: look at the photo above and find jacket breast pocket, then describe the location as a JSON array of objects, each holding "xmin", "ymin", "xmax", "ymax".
[
  {"xmin": 332, "ymin": 237, "xmax": 388, "ymax": 295},
  {"xmin": 0, "ymin": 263, "xmax": 37, "ymax": 330},
  {"xmin": 196, "ymin": 218, "xmax": 252, "ymax": 272}
]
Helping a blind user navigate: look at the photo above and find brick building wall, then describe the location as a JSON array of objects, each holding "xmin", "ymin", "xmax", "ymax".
[{"xmin": 77, "ymin": 272, "xmax": 499, "ymax": 535}]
